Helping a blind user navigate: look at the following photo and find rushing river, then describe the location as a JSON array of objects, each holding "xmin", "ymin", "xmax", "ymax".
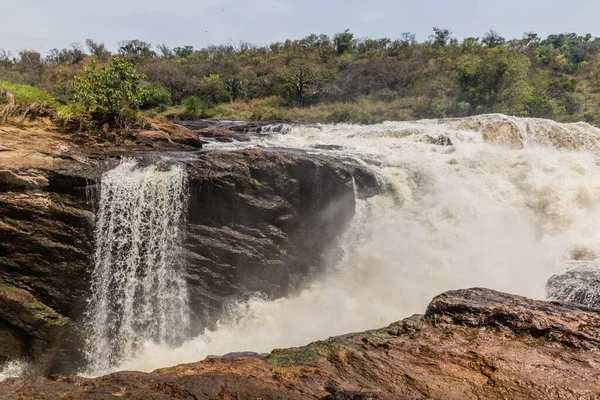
[
  {"xmin": 100, "ymin": 114, "xmax": 600, "ymax": 374},
  {"xmin": 5, "ymin": 113, "xmax": 600, "ymax": 379}
]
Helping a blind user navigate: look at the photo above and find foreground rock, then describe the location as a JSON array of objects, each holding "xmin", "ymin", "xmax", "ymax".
[
  {"xmin": 0, "ymin": 120, "xmax": 380, "ymax": 373},
  {"xmin": 2, "ymin": 288, "xmax": 600, "ymax": 399}
]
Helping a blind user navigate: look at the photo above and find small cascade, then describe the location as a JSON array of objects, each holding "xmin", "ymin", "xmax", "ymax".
[{"xmin": 84, "ymin": 159, "xmax": 190, "ymax": 375}]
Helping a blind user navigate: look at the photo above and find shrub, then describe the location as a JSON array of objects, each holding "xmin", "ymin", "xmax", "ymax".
[
  {"xmin": 561, "ymin": 92, "xmax": 585, "ymax": 115},
  {"xmin": 526, "ymin": 96, "xmax": 558, "ymax": 118},
  {"xmin": 181, "ymin": 95, "xmax": 207, "ymax": 119},
  {"xmin": 199, "ymin": 74, "xmax": 229, "ymax": 106},
  {"xmin": 140, "ymin": 83, "xmax": 172, "ymax": 110},
  {"xmin": 73, "ymin": 56, "xmax": 148, "ymax": 126},
  {"xmin": 448, "ymin": 101, "xmax": 472, "ymax": 117}
]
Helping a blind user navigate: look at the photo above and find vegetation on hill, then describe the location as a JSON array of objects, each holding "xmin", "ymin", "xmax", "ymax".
[{"xmin": 3, "ymin": 29, "xmax": 600, "ymax": 127}]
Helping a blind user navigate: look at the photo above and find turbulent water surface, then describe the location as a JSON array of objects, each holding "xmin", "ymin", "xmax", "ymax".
[{"xmin": 105, "ymin": 114, "xmax": 600, "ymax": 373}]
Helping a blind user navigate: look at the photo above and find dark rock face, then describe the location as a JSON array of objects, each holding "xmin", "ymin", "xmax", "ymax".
[
  {"xmin": 0, "ymin": 132, "xmax": 381, "ymax": 373},
  {"xmin": 0, "ymin": 168, "xmax": 95, "ymax": 373},
  {"xmin": 546, "ymin": 261, "xmax": 600, "ymax": 308},
  {"xmin": 183, "ymin": 149, "xmax": 379, "ymax": 331},
  {"xmin": 4, "ymin": 288, "xmax": 600, "ymax": 399}
]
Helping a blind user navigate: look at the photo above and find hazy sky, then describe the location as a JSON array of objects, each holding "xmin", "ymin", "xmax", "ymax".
[{"xmin": 2, "ymin": 0, "xmax": 599, "ymax": 54}]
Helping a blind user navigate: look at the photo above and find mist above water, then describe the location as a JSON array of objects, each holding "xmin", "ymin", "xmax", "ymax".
[{"xmin": 110, "ymin": 114, "xmax": 600, "ymax": 373}]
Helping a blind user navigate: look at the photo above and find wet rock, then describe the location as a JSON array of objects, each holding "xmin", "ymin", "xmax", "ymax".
[
  {"xmin": 311, "ymin": 144, "xmax": 346, "ymax": 151},
  {"xmin": 433, "ymin": 134, "xmax": 452, "ymax": 146},
  {"xmin": 480, "ymin": 120, "xmax": 524, "ymax": 149},
  {"xmin": 423, "ymin": 134, "xmax": 453, "ymax": 146},
  {"xmin": 5, "ymin": 288, "xmax": 600, "ymax": 399},
  {"xmin": 193, "ymin": 127, "xmax": 249, "ymax": 142},
  {"xmin": 451, "ymin": 114, "xmax": 600, "ymax": 151},
  {"xmin": 175, "ymin": 119, "xmax": 298, "ymax": 136},
  {"xmin": 183, "ymin": 149, "xmax": 381, "ymax": 331},
  {"xmin": 0, "ymin": 169, "xmax": 49, "ymax": 189},
  {"xmin": 0, "ymin": 285, "xmax": 74, "ymax": 371},
  {"xmin": 322, "ymin": 391, "xmax": 381, "ymax": 400},
  {"xmin": 207, "ymin": 351, "xmax": 266, "ymax": 359},
  {"xmin": 546, "ymin": 261, "xmax": 600, "ymax": 308}
]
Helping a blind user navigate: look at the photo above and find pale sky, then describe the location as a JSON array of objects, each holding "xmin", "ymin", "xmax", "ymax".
[{"xmin": 2, "ymin": 0, "xmax": 599, "ymax": 54}]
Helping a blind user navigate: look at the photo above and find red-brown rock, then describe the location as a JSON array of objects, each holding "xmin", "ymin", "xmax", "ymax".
[{"xmin": 2, "ymin": 288, "xmax": 600, "ymax": 399}]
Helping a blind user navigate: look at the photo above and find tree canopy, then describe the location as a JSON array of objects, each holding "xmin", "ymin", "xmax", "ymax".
[{"xmin": 2, "ymin": 27, "xmax": 600, "ymax": 124}]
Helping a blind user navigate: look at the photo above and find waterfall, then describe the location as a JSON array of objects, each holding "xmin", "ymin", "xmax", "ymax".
[
  {"xmin": 84, "ymin": 159, "xmax": 190, "ymax": 375},
  {"xmin": 77, "ymin": 114, "xmax": 600, "ymax": 375},
  {"xmin": 112, "ymin": 114, "xmax": 600, "ymax": 372}
]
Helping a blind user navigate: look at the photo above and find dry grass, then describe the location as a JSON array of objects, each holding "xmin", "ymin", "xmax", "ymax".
[{"xmin": 162, "ymin": 96, "xmax": 419, "ymax": 124}]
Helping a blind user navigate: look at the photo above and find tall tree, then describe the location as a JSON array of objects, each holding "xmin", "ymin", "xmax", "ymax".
[
  {"xmin": 334, "ymin": 29, "xmax": 355, "ymax": 54},
  {"xmin": 279, "ymin": 61, "xmax": 331, "ymax": 106}
]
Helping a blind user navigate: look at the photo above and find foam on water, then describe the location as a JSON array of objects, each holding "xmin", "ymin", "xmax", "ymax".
[{"xmin": 0, "ymin": 360, "xmax": 28, "ymax": 381}]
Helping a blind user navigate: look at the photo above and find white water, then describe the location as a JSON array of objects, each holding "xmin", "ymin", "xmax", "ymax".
[
  {"xmin": 0, "ymin": 360, "xmax": 28, "ymax": 381},
  {"xmin": 84, "ymin": 159, "xmax": 190, "ymax": 376},
  {"xmin": 102, "ymin": 114, "xmax": 600, "ymax": 373}
]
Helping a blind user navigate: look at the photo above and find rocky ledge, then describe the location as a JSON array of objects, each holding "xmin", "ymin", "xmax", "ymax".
[{"xmin": 2, "ymin": 288, "xmax": 599, "ymax": 399}]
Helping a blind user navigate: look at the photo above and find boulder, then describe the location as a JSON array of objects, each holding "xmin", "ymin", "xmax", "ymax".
[{"xmin": 546, "ymin": 260, "xmax": 600, "ymax": 308}]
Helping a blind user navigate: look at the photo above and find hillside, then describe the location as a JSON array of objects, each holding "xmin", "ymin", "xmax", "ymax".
[{"xmin": 3, "ymin": 30, "xmax": 600, "ymax": 125}]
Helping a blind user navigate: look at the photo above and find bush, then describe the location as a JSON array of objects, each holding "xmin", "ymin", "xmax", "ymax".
[
  {"xmin": 181, "ymin": 95, "xmax": 207, "ymax": 119},
  {"xmin": 561, "ymin": 92, "xmax": 585, "ymax": 115},
  {"xmin": 199, "ymin": 74, "xmax": 229, "ymax": 106},
  {"xmin": 526, "ymin": 96, "xmax": 557, "ymax": 118},
  {"xmin": 73, "ymin": 56, "xmax": 148, "ymax": 126},
  {"xmin": 448, "ymin": 101, "xmax": 471, "ymax": 117},
  {"xmin": 454, "ymin": 48, "xmax": 532, "ymax": 114},
  {"xmin": 140, "ymin": 83, "xmax": 172, "ymax": 110}
]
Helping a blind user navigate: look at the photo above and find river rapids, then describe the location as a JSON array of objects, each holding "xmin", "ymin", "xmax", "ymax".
[
  {"xmin": 100, "ymin": 114, "xmax": 600, "ymax": 374},
  {"xmin": 4, "ymin": 113, "xmax": 600, "ymax": 379}
]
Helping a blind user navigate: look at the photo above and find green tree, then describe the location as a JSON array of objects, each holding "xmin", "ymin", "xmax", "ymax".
[
  {"xmin": 279, "ymin": 61, "xmax": 331, "ymax": 106},
  {"xmin": 482, "ymin": 30, "xmax": 506, "ymax": 48},
  {"xmin": 199, "ymin": 74, "xmax": 229, "ymax": 106},
  {"xmin": 454, "ymin": 47, "xmax": 532, "ymax": 114},
  {"xmin": 225, "ymin": 77, "xmax": 244, "ymax": 101},
  {"xmin": 334, "ymin": 29, "xmax": 354, "ymax": 54},
  {"xmin": 0, "ymin": 50, "xmax": 11, "ymax": 67},
  {"xmin": 181, "ymin": 95, "xmax": 206, "ymax": 119},
  {"xmin": 73, "ymin": 56, "xmax": 148, "ymax": 126},
  {"xmin": 85, "ymin": 39, "xmax": 111, "ymax": 60},
  {"xmin": 140, "ymin": 83, "xmax": 172, "ymax": 110},
  {"xmin": 430, "ymin": 27, "xmax": 453, "ymax": 46},
  {"xmin": 118, "ymin": 40, "xmax": 155, "ymax": 60},
  {"xmin": 174, "ymin": 46, "xmax": 194, "ymax": 58}
]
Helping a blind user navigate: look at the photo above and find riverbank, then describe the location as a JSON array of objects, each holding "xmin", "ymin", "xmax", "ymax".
[{"xmin": 2, "ymin": 288, "xmax": 600, "ymax": 399}]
